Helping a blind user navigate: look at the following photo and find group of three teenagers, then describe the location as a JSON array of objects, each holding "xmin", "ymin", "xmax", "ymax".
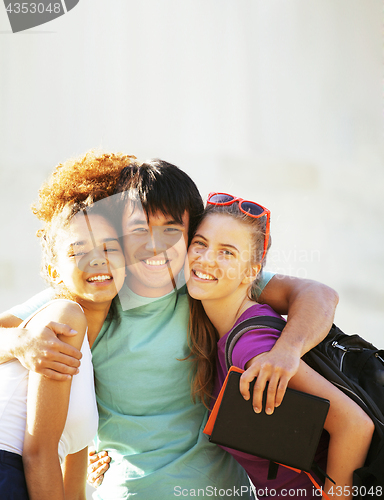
[{"xmin": 0, "ymin": 151, "xmax": 345, "ymax": 499}]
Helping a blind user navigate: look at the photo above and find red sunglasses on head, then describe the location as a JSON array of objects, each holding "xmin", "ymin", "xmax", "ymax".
[{"xmin": 207, "ymin": 192, "xmax": 270, "ymax": 261}]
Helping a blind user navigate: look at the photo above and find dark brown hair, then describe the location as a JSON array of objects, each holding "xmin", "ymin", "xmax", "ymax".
[{"xmin": 114, "ymin": 159, "xmax": 204, "ymax": 242}]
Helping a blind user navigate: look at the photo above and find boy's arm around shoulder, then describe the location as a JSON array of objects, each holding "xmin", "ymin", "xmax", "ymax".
[
  {"xmin": 258, "ymin": 274, "xmax": 339, "ymax": 352},
  {"xmin": 23, "ymin": 300, "xmax": 88, "ymax": 500},
  {"xmin": 240, "ymin": 274, "xmax": 339, "ymax": 414}
]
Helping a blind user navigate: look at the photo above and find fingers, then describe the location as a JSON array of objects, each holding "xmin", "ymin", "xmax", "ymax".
[
  {"xmin": 88, "ymin": 450, "xmax": 110, "ymax": 488},
  {"xmin": 32, "ymin": 333, "xmax": 82, "ymax": 379},
  {"xmin": 257, "ymin": 373, "xmax": 289, "ymax": 414},
  {"xmin": 40, "ymin": 324, "xmax": 83, "ymax": 370},
  {"xmin": 15, "ymin": 321, "xmax": 83, "ymax": 379},
  {"xmin": 39, "ymin": 369, "xmax": 74, "ymax": 381},
  {"xmin": 240, "ymin": 365, "xmax": 276, "ymax": 414},
  {"xmin": 35, "ymin": 344, "xmax": 81, "ymax": 378},
  {"xmin": 261, "ymin": 374, "xmax": 279, "ymax": 415},
  {"xmin": 89, "ymin": 460, "xmax": 110, "ymax": 487},
  {"xmin": 240, "ymin": 351, "xmax": 300, "ymax": 415},
  {"xmin": 274, "ymin": 375, "xmax": 289, "ymax": 408},
  {"xmin": 39, "ymin": 360, "xmax": 81, "ymax": 380},
  {"xmin": 250, "ymin": 369, "xmax": 271, "ymax": 414},
  {"xmin": 239, "ymin": 368, "xmax": 256, "ymax": 401},
  {"xmin": 47, "ymin": 322, "xmax": 83, "ymax": 360},
  {"xmin": 39, "ymin": 347, "xmax": 82, "ymax": 367},
  {"xmin": 47, "ymin": 321, "xmax": 78, "ymax": 337},
  {"xmin": 35, "ymin": 357, "xmax": 80, "ymax": 379}
]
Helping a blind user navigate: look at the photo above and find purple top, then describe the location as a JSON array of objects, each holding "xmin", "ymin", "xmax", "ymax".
[{"xmin": 211, "ymin": 304, "xmax": 328, "ymax": 499}]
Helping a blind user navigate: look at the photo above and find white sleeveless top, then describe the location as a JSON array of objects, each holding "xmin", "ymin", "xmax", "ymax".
[{"xmin": 0, "ymin": 300, "xmax": 98, "ymax": 463}]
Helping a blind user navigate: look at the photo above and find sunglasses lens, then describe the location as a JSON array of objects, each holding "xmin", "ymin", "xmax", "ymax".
[
  {"xmin": 240, "ymin": 201, "xmax": 265, "ymax": 217},
  {"xmin": 209, "ymin": 194, "xmax": 235, "ymax": 204}
]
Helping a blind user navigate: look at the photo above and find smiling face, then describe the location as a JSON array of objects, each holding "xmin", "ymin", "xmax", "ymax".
[
  {"xmin": 122, "ymin": 203, "xmax": 189, "ymax": 297},
  {"xmin": 185, "ymin": 213, "xmax": 260, "ymax": 303},
  {"xmin": 52, "ymin": 213, "xmax": 126, "ymax": 305}
]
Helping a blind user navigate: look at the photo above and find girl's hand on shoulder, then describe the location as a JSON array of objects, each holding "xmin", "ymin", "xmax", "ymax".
[{"xmin": 88, "ymin": 449, "xmax": 111, "ymax": 488}]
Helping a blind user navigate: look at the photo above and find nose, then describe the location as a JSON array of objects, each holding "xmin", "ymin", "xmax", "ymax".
[
  {"xmin": 196, "ymin": 247, "xmax": 216, "ymax": 267},
  {"xmin": 89, "ymin": 245, "xmax": 108, "ymax": 267},
  {"xmin": 145, "ymin": 228, "xmax": 168, "ymax": 255},
  {"xmin": 90, "ymin": 255, "xmax": 107, "ymax": 267}
]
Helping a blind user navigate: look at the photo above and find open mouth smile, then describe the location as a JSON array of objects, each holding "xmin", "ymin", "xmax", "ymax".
[
  {"xmin": 86, "ymin": 274, "xmax": 113, "ymax": 283},
  {"xmin": 141, "ymin": 258, "xmax": 170, "ymax": 267},
  {"xmin": 192, "ymin": 269, "xmax": 217, "ymax": 281}
]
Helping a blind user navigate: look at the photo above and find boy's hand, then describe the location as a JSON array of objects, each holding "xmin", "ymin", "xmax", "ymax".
[
  {"xmin": 240, "ymin": 345, "xmax": 300, "ymax": 415},
  {"xmin": 15, "ymin": 322, "xmax": 82, "ymax": 380}
]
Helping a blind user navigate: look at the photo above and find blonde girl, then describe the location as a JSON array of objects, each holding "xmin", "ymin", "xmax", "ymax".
[{"xmin": 186, "ymin": 193, "xmax": 374, "ymax": 500}]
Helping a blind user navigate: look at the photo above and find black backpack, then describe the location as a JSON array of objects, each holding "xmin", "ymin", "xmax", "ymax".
[{"xmin": 225, "ymin": 317, "xmax": 384, "ymax": 499}]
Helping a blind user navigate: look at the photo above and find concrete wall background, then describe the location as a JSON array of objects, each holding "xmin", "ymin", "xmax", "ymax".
[
  {"xmin": 0, "ymin": 2, "xmax": 383, "ymax": 497},
  {"xmin": 0, "ymin": 3, "xmax": 383, "ymax": 341}
]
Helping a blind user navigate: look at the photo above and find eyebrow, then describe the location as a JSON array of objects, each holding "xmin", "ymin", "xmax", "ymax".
[
  {"xmin": 125, "ymin": 218, "xmax": 184, "ymax": 227},
  {"xmin": 163, "ymin": 220, "xmax": 185, "ymax": 226},
  {"xmin": 193, "ymin": 234, "xmax": 239, "ymax": 253},
  {"xmin": 69, "ymin": 237, "xmax": 120, "ymax": 247},
  {"xmin": 124, "ymin": 217, "xmax": 148, "ymax": 227}
]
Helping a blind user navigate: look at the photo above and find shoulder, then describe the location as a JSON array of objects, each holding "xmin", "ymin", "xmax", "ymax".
[
  {"xmin": 241, "ymin": 303, "xmax": 284, "ymax": 323},
  {"xmin": 230, "ymin": 304, "xmax": 284, "ymax": 363},
  {"xmin": 43, "ymin": 299, "xmax": 86, "ymax": 324},
  {"xmin": 27, "ymin": 300, "xmax": 88, "ymax": 349}
]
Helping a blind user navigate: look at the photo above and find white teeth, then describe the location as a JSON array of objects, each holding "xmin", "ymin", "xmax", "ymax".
[
  {"xmin": 194, "ymin": 270, "xmax": 216, "ymax": 281},
  {"xmin": 87, "ymin": 275, "xmax": 112, "ymax": 282},
  {"xmin": 144, "ymin": 259, "xmax": 167, "ymax": 266}
]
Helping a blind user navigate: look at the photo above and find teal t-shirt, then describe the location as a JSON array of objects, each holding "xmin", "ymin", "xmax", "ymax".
[
  {"xmin": 8, "ymin": 272, "xmax": 275, "ymax": 498},
  {"xmin": 92, "ymin": 287, "xmax": 252, "ymax": 499}
]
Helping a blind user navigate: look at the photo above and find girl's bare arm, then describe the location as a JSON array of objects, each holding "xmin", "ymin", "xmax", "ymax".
[{"xmin": 22, "ymin": 301, "xmax": 87, "ymax": 500}]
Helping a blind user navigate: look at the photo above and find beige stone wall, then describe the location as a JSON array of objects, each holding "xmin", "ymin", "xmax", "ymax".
[{"xmin": 0, "ymin": 0, "xmax": 383, "ymax": 356}]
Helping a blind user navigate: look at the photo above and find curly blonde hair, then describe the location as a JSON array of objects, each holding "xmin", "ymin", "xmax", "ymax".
[
  {"xmin": 33, "ymin": 150, "xmax": 136, "ymax": 223},
  {"xmin": 32, "ymin": 149, "xmax": 135, "ymax": 287}
]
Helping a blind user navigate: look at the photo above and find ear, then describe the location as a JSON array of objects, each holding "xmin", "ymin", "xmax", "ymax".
[
  {"xmin": 47, "ymin": 264, "xmax": 62, "ymax": 284},
  {"xmin": 241, "ymin": 264, "xmax": 261, "ymax": 285}
]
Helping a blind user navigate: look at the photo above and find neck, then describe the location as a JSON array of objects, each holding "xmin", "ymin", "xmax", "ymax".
[
  {"xmin": 125, "ymin": 275, "xmax": 177, "ymax": 298},
  {"xmin": 76, "ymin": 300, "xmax": 112, "ymax": 347},
  {"xmin": 201, "ymin": 287, "xmax": 255, "ymax": 338}
]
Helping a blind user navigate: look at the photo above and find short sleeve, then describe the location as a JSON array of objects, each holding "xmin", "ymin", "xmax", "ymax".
[
  {"xmin": 231, "ymin": 327, "xmax": 280, "ymax": 370},
  {"xmin": 253, "ymin": 271, "xmax": 275, "ymax": 300},
  {"xmin": 6, "ymin": 288, "xmax": 54, "ymax": 320}
]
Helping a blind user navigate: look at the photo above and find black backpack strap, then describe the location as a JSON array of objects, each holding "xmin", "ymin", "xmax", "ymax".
[
  {"xmin": 267, "ymin": 461, "xmax": 279, "ymax": 480},
  {"xmin": 225, "ymin": 316, "xmax": 287, "ymax": 370},
  {"xmin": 354, "ymin": 349, "xmax": 381, "ymax": 378},
  {"xmin": 311, "ymin": 461, "xmax": 335, "ymax": 485},
  {"xmin": 267, "ymin": 460, "xmax": 335, "ymax": 485}
]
